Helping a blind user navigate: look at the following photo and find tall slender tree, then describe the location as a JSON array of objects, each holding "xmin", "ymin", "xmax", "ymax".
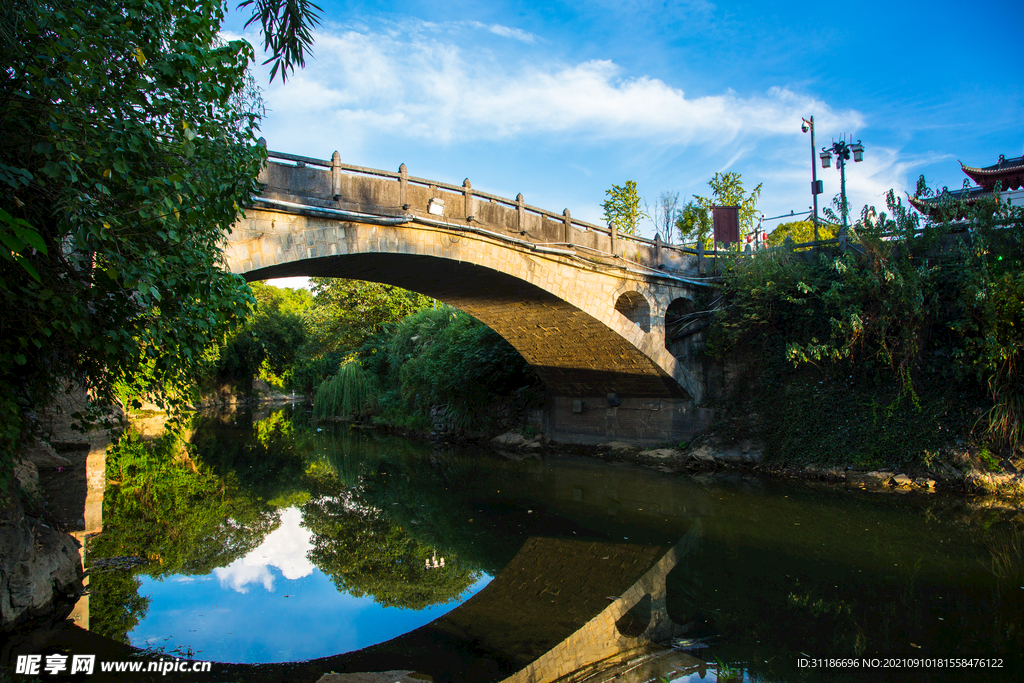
[{"xmin": 602, "ymin": 180, "xmax": 649, "ymax": 236}]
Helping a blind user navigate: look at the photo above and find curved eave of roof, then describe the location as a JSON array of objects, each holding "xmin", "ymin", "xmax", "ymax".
[
  {"xmin": 960, "ymin": 158, "xmax": 1024, "ymax": 191},
  {"xmin": 907, "ymin": 192, "xmax": 977, "ymax": 220}
]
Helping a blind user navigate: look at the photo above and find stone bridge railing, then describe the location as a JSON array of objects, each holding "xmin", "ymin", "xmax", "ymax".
[{"xmin": 255, "ymin": 146, "xmax": 717, "ymax": 284}]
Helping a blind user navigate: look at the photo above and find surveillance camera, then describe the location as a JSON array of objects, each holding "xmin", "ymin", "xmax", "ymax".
[{"xmin": 801, "ymin": 123, "xmax": 809, "ymax": 133}]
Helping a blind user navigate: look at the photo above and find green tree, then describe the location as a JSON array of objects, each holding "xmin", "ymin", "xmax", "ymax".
[
  {"xmin": 212, "ymin": 282, "xmax": 312, "ymax": 391},
  {"xmin": 676, "ymin": 172, "xmax": 762, "ymax": 245},
  {"xmin": 765, "ymin": 220, "xmax": 837, "ymax": 248},
  {"xmin": 602, "ymin": 180, "xmax": 649, "ymax": 236},
  {"xmin": 675, "ymin": 200, "xmax": 711, "ymax": 246},
  {"xmin": 0, "ymin": 0, "xmax": 265, "ymax": 467},
  {"xmin": 238, "ymin": 0, "xmax": 323, "ymax": 83},
  {"xmin": 0, "ymin": 0, "xmax": 323, "ymax": 472},
  {"xmin": 304, "ymin": 278, "xmax": 433, "ymax": 357}
]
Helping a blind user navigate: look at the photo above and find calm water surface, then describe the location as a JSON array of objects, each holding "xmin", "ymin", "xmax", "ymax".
[{"xmin": 83, "ymin": 405, "xmax": 1023, "ymax": 681}]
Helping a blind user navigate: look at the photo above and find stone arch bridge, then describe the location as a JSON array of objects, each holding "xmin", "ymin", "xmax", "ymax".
[{"xmin": 224, "ymin": 149, "xmax": 715, "ymax": 442}]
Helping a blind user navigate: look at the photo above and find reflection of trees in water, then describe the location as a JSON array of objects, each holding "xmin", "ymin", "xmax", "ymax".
[
  {"xmin": 299, "ymin": 426, "xmax": 497, "ymax": 609},
  {"xmin": 89, "ymin": 430, "xmax": 281, "ymax": 642},
  {"xmin": 86, "ymin": 571, "xmax": 150, "ymax": 644},
  {"xmin": 315, "ymin": 429, "xmax": 527, "ymax": 576},
  {"xmin": 302, "ymin": 490, "xmax": 480, "ymax": 610},
  {"xmin": 190, "ymin": 406, "xmax": 320, "ymax": 507},
  {"xmin": 986, "ymin": 525, "xmax": 1024, "ymax": 652}
]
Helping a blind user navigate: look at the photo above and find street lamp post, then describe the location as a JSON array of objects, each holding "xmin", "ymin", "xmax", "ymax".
[
  {"xmin": 819, "ymin": 138, "xmax": 865, "ymax": 249},
  {"xmin": 801, "ymin": 117, "xmax": 823, "ymax": 242}
]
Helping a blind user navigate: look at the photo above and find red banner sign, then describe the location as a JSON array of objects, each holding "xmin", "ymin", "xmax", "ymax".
[{"xmin": 712, "ymin": 206, "xmax": 740, "ymax": 244}]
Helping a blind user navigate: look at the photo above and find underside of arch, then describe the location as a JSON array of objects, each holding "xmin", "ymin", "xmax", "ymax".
[{"xmin": 244, "ymin": 253, "xmax": 689, "ymax": 399}]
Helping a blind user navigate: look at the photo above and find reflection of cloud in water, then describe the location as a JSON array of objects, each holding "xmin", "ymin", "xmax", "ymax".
[{"xmin": 214, "ymin": 507, "xmax": 314, "ymax": 594}]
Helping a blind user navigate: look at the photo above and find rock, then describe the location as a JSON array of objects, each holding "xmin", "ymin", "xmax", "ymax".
[
  {"xmin": 21, "ymin": 442, "xmax": 71, "ymax": 470},
  {"xmin": 892, "ymin": 473, "xmax": 913, "ymax": 488},
  {"xmin": 491, "ymin": 431, "xmax": 528, "ymax": 448},
  {"xmin": 0, "ymin": 500, "xmax": 83, "ymax": 631},
  {"xmin": 316, "ymin": 672, "xmax": 431, "ymax": 683},
  {"xmin": 913, "ymin": 477, "xmax": 937, "ymax": 489},
  {"xmin": 690, "ymin": 445, "xmax": 717, "ymax": 463},
  {"xmin": 604, "ymin": 441, "xmax": 637, "ymax": 452},
  {"xmin": 847, "ymin": 470, "xmax": 894, "ymax": 487},
  {"xmin": 638, "ymin": 448, "xmax": 681, "ymax": 460},
  {"xmin": 13, "ymin": 460, "xmax": 40, "ymax": 496}
]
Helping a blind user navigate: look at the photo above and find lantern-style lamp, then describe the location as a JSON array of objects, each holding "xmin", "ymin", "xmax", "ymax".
[
  {"xmin": 850, "ymin": 141, "xmax": 864, "ymax": 162},
  {"xmin": 819, "ymin": 149, "xmax": 832, "ymax": 168}
]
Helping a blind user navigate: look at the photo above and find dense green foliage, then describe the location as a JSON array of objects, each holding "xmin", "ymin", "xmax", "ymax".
[
  {"xmin": 0, "ymin": 0, "xmax": 269, "ymax": 473},
  {"xmin": 210, "ymin": 282, "xmax": 312, "ymax": 392},
  {"xmin": 312, "ymin": 361, "xmax": 379, "ymax": 420},
  {"xmin": 305, "ymin": 277, "xmax": 433, "ymax": 356},
  {"xmin": 765, "ymin": 220, "xmax": 837, "ymax": 248},
  {"xmin": 313, "ymin": 306, "xmax": 543, "ymax": 434},
  {"xmin": 710, "ymin": 186, "xmax": 1024, "ymax": 465}
]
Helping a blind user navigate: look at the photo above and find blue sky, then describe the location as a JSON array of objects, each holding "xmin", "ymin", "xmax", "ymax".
[
  {"xmin": 128, "ymin": 508, "xmax": 491, "ymax": 663},
  {"xmin": 222, "ymin": 0, "xmax": 1023, "ymax": 239}
]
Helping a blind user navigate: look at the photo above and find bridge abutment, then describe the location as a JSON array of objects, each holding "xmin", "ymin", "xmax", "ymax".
[{"xmin": 532, "ymin": 396, "xmax": 713, "ymax": 445}]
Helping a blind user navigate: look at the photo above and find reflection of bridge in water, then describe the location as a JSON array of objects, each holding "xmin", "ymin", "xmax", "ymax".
[
  {"xmin": 46, "ymin": 430, "xmax": 715, "ymax": 683},
  {"xmin": 230, "ymin": 524, "xmax": 705, "ymax": 683}
]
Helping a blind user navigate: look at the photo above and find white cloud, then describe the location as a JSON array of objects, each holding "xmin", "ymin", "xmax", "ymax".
[
  {"xmin": 468, "ymin": 21, "xmax": 537, "ymax": 43},
  {"xmin": 255, "ymin": 21, "xmax": 864, "ymax": 150},
  {"xmin": 213, "ymin": 507, "xmax": 315, "ymax": 594},
  {"xmin": 240, "ymin": 18, "xmax": 947, "ymax": 227}
]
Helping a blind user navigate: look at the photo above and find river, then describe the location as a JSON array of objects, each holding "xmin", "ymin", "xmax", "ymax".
[{"xmin": 16, "ymin": 404, "xmax": 1024, "ymax": 682}]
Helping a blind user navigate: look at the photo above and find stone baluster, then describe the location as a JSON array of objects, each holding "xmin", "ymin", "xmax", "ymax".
[
  {"xmin": 256, "ymin": 137, "xmax": 269, "ymax": 185},
  {"xmin": 563, "ymin": 209, "xmax": 573, "ymax": 246},
  {"xmin": 399, "ymin": 163, "xmax": 409, "ymax": 209},
  {"xmin": 516, "ymin": 193, "xmax": 525, "ymax": 235},
  {"xmin": 609, "ymin": 221, "xmax": 617, "ymax": 257},
  {"xmin": 463, "ymin": 178, "xmax": 474, "ymax": 221},
  {"xmin": 331, "ymin": 151, "xmax": 341, "ymax": 201},
  {"xmin": 654, "ymin": 233, "xmax": 662, "ymax": 268}
]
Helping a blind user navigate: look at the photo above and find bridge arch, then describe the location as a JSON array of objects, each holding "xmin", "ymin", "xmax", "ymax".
[
  {"xmin": 228, "ymin": 208, "xmax": 703, "ymax": 403},
  {"xmin": 614, "ymin": 290, "xmax": 652, "ymax": 333},
  {"xmin": 224, "ymin": 153, "xmax": 716, "ymax": 441}
]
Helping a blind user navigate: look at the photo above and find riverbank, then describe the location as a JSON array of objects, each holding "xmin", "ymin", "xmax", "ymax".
[{"xmin": 488, "ymin": 426, "xmax": 1024, "ymax": 509}]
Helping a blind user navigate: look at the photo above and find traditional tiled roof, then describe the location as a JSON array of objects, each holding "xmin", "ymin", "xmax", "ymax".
[
  {"xmin": 907, "ymin": 185, "xmax": 991, "ymax": 220},
  {"xmin": 961, "ymin": 154, "xmax": 1024, "ymax": 191}
]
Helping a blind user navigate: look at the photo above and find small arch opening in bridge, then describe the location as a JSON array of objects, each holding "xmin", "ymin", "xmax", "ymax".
[
  {"xmin": 615, "ymin": 291, "xmax": 651, "ymax": 332},
  {"xmin": 615, "ymin": 593, "xmax": 652, "ymax": 637},
  {"xmin": 664, "ymin": 297, "xmax": 695, "ymax": 347},
  {"xmin": 665, "ymin": 296, "xmax": 705, "ymax": 358}
]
